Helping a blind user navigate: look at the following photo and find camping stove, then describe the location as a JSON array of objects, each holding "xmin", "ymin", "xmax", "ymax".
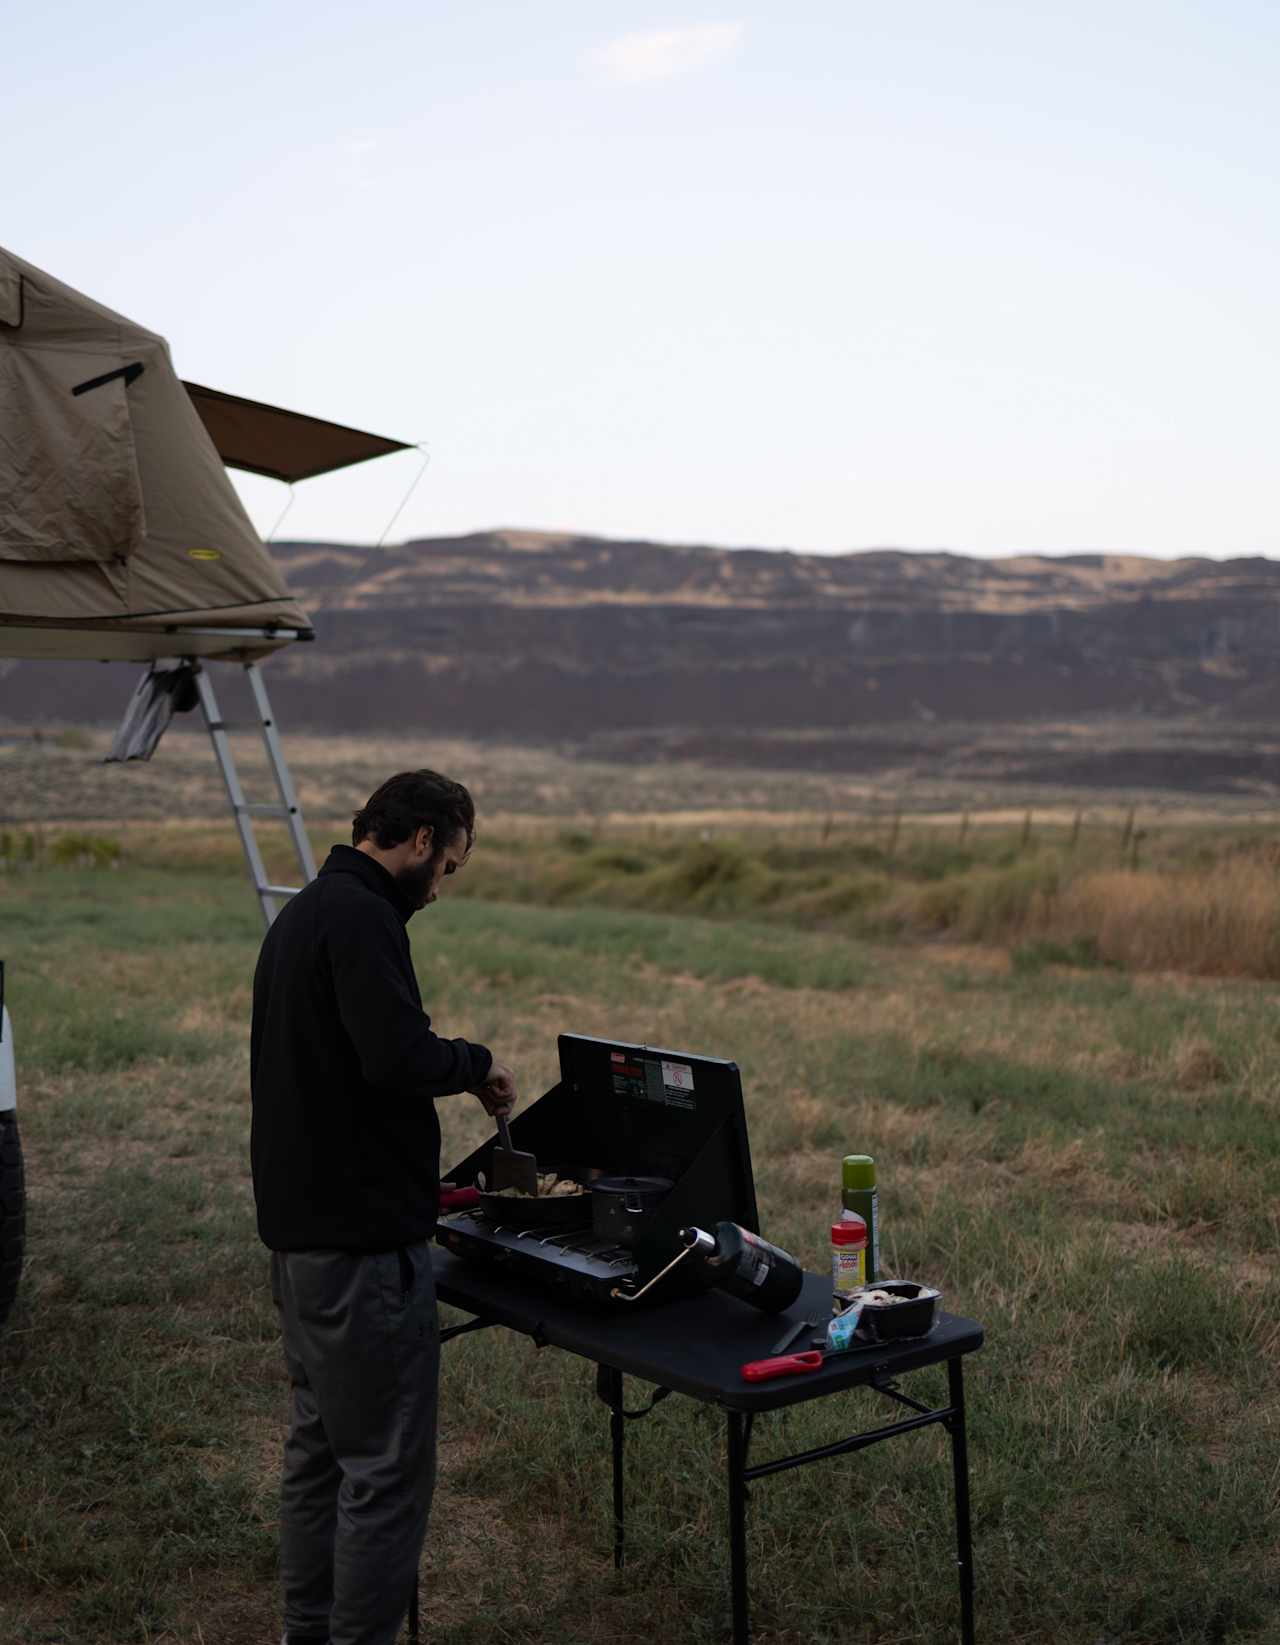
[
  {"xmin": 435, "ymin": 1033, "xmax": 760, "ymax": 1308},
  {"xmin": 436, "ymin": 1208, "xmax": 642, "ymax": 1305}
]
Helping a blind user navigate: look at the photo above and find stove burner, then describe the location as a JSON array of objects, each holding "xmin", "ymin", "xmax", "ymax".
[
  {"xmin": 471, "ymin": 1215, "xmax": 634, "ymax": 1266},
  {"xmin": 438, "ymin": 1208, "xmax": 645, "ymax": 1298}
]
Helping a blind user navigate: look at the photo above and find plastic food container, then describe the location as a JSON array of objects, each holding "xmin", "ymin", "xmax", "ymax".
[{"xmin": 855, "ymin": 1280, "xmax": 940, "ymax": 1341}]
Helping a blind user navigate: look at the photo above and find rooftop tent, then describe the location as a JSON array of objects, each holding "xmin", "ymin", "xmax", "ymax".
[
  {"xmin": 0, "ymin": 246, "xmax": 408, "ymax": 662},
  {"xmin": 0, "ymin": 247, "xmax": 414, "ymax": 921}
]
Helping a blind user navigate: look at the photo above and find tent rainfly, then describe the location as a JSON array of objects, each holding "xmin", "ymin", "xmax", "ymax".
[{"xmin": 0, "ymin": 245, "xmax": 412, "ymax": 662}]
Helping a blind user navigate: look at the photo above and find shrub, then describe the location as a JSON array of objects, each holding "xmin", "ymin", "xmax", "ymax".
[
  {"xmin": 868, "ymin": 855, "xmax": 1063, "ymax": 939},
  {"xmin": 903, "ymin": 841, "xmax": 976, "ymax": 882},
  {"xmin": 909, "ymin": 876, "xmax": 970, "ymax": 931},
  {"xmin": 1011, "ymin": 936, "xmax": 1104, "ymax": 973},
  {"xmin": 47, "ymin": 833, "xmax": 123, "ymax": 869},
  {"xmin": 0, "ymin": 831, "xmax": 43, "ymax": 870},
  {"xmin": 584, "ymin": 846, "xmax": 649, "ymax": 876},
  {"xmin": 642, "ymin": 840, "xmax": 779, "ymax": 912},
  {"xmin": 957, "ymin": 858, "xmax": 1062, "ymax": 939},
  {"xmin": 776, "ymin": 873, "xmax": 888, "ymax": 922}
]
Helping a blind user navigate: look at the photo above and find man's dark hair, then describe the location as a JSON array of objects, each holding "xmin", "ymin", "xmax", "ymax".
[{"xmin": 352, "ymin": 770, "xmax": 476, "ymax": 853}]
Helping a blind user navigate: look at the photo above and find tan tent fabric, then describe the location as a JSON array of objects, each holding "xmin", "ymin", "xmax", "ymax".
[
  {"xmin": 183, "ymin": 382, "xmax": 412, "ymax": 483},
  {"xmin": 2, "ymin": 350, "xmax": 146, "ymax": 567},
  {"xmin": 0, "ymin": 260, "xmax": 22, "ymax": 328},
  {"xmin": 0, "ymin": 246, "xmax": 311, "ymax": 661}
]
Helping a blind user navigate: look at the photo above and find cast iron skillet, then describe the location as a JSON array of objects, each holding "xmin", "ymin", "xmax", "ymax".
[{"xmin": 474, "ymin": 1164, "xmax": 596, "ymax": 1228}]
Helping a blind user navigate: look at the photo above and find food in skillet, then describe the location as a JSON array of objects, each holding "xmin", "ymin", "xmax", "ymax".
[{"xmin": 491, "ymin": 1171, "xmax": 587, "ymax": 1199}]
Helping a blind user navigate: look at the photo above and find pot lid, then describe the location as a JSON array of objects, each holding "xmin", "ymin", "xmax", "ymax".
[{"xmin": 591, "ymin": 1174, "xmax": 675, "ymax": 1195}]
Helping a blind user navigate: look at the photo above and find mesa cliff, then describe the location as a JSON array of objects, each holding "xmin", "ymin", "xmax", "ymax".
[{"xmin": 5, "ymin": 530, "xmax": 1280, "ymax": 791}]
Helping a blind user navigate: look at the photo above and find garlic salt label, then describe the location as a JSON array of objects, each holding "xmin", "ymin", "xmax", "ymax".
[{"xmin": 831, "ymin": 1217, "xmax": 867, "ymax": 1296}]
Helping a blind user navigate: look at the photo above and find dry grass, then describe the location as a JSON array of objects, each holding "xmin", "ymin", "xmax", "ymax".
[
  {"xmin": 12, "ymin": 807, "xmax": 1280, "ymax": 983},
  {"xmin": 3, "ymin": 856, "xmax": 1280, "ymax": 1642},
  {"xmin": 6, "ymin": 715, "xmax": 1280, "ymax": 833},
  {"xmin": 1049, "ymin": 861, "xmax": 1280, "ymax": 976}
]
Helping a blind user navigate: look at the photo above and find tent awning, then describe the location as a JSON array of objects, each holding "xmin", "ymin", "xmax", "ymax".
[{"xmin": 182, "ymin": 382, "xmax": 414, "ymax": 484}]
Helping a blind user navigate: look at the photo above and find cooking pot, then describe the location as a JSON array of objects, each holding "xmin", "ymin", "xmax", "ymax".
[{"xmin": 591, "ymin": 1174, "xmax": 674, "ymax": 1248}]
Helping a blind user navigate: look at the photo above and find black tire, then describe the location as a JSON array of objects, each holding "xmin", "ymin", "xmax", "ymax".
[{"xmin": 0, "ymin": 1110, "xmax": 25, "ymax": 1332}]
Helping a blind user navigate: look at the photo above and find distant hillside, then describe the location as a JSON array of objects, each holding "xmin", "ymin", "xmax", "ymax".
[{"xmin": 5, "ymin": 530, "xmax": 1280, "ymax": 789}]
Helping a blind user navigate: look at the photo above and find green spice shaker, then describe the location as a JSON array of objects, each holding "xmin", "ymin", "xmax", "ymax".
[{"xmin": 841, "ymin": 1155, "xmax": 879, "ymax": 1282}]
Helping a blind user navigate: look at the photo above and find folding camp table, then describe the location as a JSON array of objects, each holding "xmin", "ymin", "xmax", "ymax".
[{"xmin": 414, "ymin": 1249, "xmax": 983, "ymax": 1645}]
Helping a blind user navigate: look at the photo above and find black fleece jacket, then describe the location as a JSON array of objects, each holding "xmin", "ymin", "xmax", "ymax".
[{"xmin": 250, "ymin": 845, "xmax": 493, "ymax": 1250}]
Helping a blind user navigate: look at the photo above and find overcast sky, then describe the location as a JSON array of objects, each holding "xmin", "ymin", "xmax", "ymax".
[{"xmin": 7, "ymin": 2, "xmax": 1279, "ymax": 558}]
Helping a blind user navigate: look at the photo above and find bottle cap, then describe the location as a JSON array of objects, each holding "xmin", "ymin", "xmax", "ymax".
[
  {"xmin": 842, "ymin": 1155, "xmax": 876, "ymax": 1191},
  {"xmin": 831, "ymin": 1218, "xmax": 866, "ymax": 1245}
]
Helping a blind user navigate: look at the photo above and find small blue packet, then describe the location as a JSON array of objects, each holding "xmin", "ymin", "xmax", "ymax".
[{"xmin": 826, "ymin": 1297, "xmax": 864, "ymax": 1352}]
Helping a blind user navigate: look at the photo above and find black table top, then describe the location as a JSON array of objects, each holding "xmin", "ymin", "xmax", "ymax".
[{"xmin": 432, "ymin": 1248, "xmax": 983, "ymax": 1413}]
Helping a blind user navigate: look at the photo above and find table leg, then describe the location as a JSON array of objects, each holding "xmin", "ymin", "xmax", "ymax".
[
  {"xmin": 598, "ymin": 1365, "xmax": 626, "ymax": 1569},
  {"xmin": 946, "ymin": 1356, "xmax": 975, "ymax": 1645},
  {"xmin": 726, "ymin": 1410, "xmax": 750, "ymax": 1645}
]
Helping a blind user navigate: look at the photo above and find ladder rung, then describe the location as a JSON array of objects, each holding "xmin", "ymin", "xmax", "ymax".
[
  {"xmin": 236, "ymin": 802, "xmax": 295, "ymax": 817},
  {"xmin": 208, "ymin": 719, "xmax": 279, "ymax": 734},
  {"xmin": 260, "ymin": 884, "xmax": 303, "ymax": 898}
]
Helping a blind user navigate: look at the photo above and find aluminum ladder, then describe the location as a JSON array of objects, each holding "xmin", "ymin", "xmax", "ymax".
[{"xmin": 191, "ymin": 660, "xmax": 316, "ymax": 929}]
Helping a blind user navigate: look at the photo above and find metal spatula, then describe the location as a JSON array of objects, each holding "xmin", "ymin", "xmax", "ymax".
[{"xmin": 490, "ymin": 1113, "xmax": 539, "ymax": 1197}]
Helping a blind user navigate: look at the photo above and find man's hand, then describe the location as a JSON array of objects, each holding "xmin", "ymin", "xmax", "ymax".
[{"xmin": 470, "ymin": 1060, "xmax": 518, "ymax": 1118}]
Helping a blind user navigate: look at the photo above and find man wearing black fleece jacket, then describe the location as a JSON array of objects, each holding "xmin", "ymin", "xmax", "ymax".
[{"xmin": 251, "ymin": 770, "xmax": 516, "ymax": 1645}]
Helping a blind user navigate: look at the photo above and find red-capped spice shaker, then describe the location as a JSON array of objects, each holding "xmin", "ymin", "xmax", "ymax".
[{"xmin": 831, "ymin": 1215, "xmax": 867, "ymax": 1301}]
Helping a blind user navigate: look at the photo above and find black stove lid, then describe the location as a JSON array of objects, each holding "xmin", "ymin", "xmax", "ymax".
[{"xmin": 556, "ymin": 1034, "xmax": 759, "ymax": 1234}]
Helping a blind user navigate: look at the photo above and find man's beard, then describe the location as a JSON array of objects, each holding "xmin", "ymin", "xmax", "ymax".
[{"xmin": 394, "ymin": 852, "xmax": 438, "ymax": 909}]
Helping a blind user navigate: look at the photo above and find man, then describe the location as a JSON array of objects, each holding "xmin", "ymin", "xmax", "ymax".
[{"xmin": 250, "ymin": 769, "xmax": 517, "ymax": 1645}]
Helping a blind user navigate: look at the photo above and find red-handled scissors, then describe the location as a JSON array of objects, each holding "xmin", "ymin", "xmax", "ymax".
[{"xmin": 740, "ymin": 1350, "xmax": 824, "ymax": 1382}]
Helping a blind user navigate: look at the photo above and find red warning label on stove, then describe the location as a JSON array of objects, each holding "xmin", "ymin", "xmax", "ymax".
[{"xmin": 611, "ymin": 1055, "xmax": 696, "ymax": 1110}]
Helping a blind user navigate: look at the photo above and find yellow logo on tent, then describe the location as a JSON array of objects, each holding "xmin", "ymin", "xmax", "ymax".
[{"xmin": 187, "ymin": 548, "xmax": 222, "ymax": 561}]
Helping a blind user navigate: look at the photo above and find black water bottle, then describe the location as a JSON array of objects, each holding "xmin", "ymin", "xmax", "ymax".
[{"xmin": 680, "ymin": 1221, "xmax": 805, "ymax": 1313}]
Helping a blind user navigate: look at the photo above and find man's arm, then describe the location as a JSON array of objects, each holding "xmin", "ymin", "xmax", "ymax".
[{"xmin": 327, "ymin": 901, "xmax": 492, "ymax": 1098}]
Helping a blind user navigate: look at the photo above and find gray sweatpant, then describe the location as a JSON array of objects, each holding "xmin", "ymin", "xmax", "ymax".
[{"xmin": 269, "ymin": 1242, "xmax": 440, "ymax": 1645}]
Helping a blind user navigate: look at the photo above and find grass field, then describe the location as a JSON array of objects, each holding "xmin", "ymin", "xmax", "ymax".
[{"xmin": 2, "ymin": 834, "xmax": 1280, "ymax": 1644}]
